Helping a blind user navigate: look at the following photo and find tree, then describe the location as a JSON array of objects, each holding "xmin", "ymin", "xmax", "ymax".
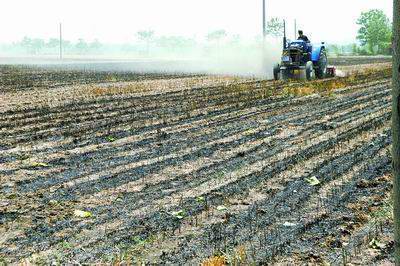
[
  {"xmin": 351, "ymin": 43, "xmax": 359, "ymax": 55},
  {"xmin": 136, "ymin": 30, "xmax": 155, "ymax": 54},
  {"xmin": 89, "ymin": 39, "xmax": 102, "ymax": 53},
  {"xmin": 46, "ymin": 38, "xmax": 60, "ymax": 54},
  {"xmin": 266, "ymin": 18, "xmax": 284, "ymax": 38},
  {"xmin": 61, "ymin": 40, "xmax": 72, "ymax": 54},
  {"xmin": 393, "ymin": 0, "xmax": 400, "ymax": 264},
  {"xmin": 206, "ymin": 30, "xmax": 227, "ymax": 42},
  {"xmin": 47, "ymin": 38, "xmax": 59, "ymax": 48},
  {"xmin": 31, "ymin": 38, "xmax": 45, "ymax": 55},
  {"xmin": 75, "ymin": 38, "xmax": 88, "ymax": 54},
  {"xmin": 357, "ymin": 9, "xmax": 392, "ymax": 54},
  {"xmin": 156, "ymin": 36, "xmax": 195, "ymax": 53},
  {"xmin": 137, "ymin": 30, "xmax": 155, "ymax": 42},
  {"xmin": 327, "ymin": 44, "xmax": 341, "ymax": 55},
  {"xmin": 20, "ymin": 36, "xmax": 32, "ymax": 54},
  {"xmin": 229, "ymin": 34, "xmax": 241, "ymax": 46}
]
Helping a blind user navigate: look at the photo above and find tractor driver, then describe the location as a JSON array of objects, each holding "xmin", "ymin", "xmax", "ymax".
[{"xmin": 298, "ymin": 30, "xmax": 310, "ymax": 43}]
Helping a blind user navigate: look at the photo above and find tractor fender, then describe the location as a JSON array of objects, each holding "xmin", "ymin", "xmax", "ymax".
[{"xmin": 311, "ymin": 45, "xmax": 325, "ymax": 62}]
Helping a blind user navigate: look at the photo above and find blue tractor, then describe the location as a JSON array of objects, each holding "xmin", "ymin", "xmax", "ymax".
[{"xmin": 273, "ymin": 31, "xmax": 334, "ymax": 81}]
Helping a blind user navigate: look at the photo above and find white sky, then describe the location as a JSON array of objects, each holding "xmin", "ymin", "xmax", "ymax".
[{"xmin": 0, "ymin": 0, "xmax": 393, "ymax": 44}]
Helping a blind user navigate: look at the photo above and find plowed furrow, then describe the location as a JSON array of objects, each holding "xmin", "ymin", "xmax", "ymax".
[
  {"xmin": 151, "ymin": 129, "xmax": 391, "ymax": 264},
  {"xmin": 2, "ymin": 106, "xmax": 389, "ymax": 261},
  {"xmin": 7, "ymin": 85, "xmax": 389, "ymax": 195},
  {"xmin": 0, "ymin": 79, "xmax": 388, "ymax": 142},
  {"xmin": 0, "ymin": 79, "xmax": 272, "ymax": 123},
  {"xmin": 0, "ymin": 82, "xmax": 389, "ymax": 171}
]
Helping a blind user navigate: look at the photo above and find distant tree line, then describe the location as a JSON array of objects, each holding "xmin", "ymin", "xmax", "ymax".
[
  {"xmin": 0, "ymin": 9, "xmax": 392, "ymax": 57},
  {"xmin": 0, "ymin": 30, "xmax": 261, "ymax": 57},
  {"xmin": 7, "ymin": 37, "xmax": 103, "ymax": 55}
]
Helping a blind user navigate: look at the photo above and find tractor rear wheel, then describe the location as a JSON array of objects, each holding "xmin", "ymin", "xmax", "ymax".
[
  {"xmin": 315, "ymin": 50, "xmax": 328, "ymax": 79},
  {"xmin": 273, "ymin": 63, "xmax": 280, "ymax": 80},
  {"xmin": 305, "ymin": 61, "xmax": 313, "ymax": 81}
]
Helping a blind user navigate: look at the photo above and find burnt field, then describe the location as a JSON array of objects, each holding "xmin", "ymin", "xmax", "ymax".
[
  {"xmin": 0, "ymin": 61, "xmax": 395, "ymax": 264},
  {"xmin": 0, "ymin": 64, "xmax": 204, "ymax": 92},
  {"xmin": 329, "ymin": 56, "xmax": 392, "ymax": 66}
]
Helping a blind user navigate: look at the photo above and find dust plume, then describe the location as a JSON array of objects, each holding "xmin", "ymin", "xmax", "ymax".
[{"xmin": 0, "ymin": 38, "xmax": 282, "ymax": 79}]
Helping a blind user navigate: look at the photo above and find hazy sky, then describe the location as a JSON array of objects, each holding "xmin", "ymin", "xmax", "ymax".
[{"xmin": 0, "ymin": 0, "xmax": 393, "ymax": 44}]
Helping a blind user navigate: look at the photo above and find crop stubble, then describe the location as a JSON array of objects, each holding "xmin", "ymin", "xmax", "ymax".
[{"xmin": 0, "ymin": 64, "xmax": 395, "ymax": 264}]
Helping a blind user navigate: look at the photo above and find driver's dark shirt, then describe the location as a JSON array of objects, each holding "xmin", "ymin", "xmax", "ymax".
[{"xmin": 298, "ymin": 35, "xmax": 310, "ymax": 42}]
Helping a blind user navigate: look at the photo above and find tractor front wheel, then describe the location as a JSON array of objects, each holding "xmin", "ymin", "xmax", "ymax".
[
  {"xmin": 273, "ymin": 63, "xmax": 280, "ymax": 80},
  {"xmin": 306, "ymin": 61, "xmax": 313, "ymax": 81}
]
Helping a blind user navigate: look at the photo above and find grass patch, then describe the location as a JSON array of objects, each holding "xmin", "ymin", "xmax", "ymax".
[
  {"xmin": 371, "ymin": 198, "xmax": 393, "ymax": 222},
  {"xmin": 201, "ymin": 256, "xmax": 227, "ymax": 266},
  {"xmin": 201, "ymin": 245, "xmax": 248, "ymax": 266},
  {"xmin": 280, "ymin": 66, "xmax": 391, "ymax": 97}
]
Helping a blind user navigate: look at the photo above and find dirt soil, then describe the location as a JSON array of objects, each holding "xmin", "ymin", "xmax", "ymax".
[{"xmin": 0, "ymin": 60, "xmax": 395, "ymax": 265}]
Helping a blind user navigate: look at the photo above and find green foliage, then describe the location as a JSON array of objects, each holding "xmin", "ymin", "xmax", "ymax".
[
  {"xmin": 206, "ymin": 30, "xmax": 227, "ymax": 42},
  {"xmin": 229, "ymin": 34, "xmax": 241, "ymax": 46},
  {"xmin": 75, "ymin": 38, "xmax": 89, "ymax": 54},
  {"xmin": 136, "ymin": 30, "xmax": 155, "ymax": 42},
  {"xmin": 136, "ymin": 30, "xmax": 155, "ymax": 54},
  {"xmin": 13, "ymin": 36, "xmax": 103, "ymax": 55},
  {"xmin": 73, "ymin": 209, "xmax": 93, "ymax": 218},
  {"xmin": 171, "ymin": 210, "xmax": 185, "ymax": 219},
  {"xmin": 106, "ymin": 136, "xmax": 116, "ymax": 142},
  {"xmin": 327, "ymin": 44, "xmax": 341, "ymax": 55},
  {"xmin": 31, "ymin": 162, "xmax": 49, "ymax": 168},
  {"xmin": 89, "ymin": 39, "xmax": 102, "ymax": 52},
  {"xmin": 369, "ymin": 238, "xmax": 386, "ymax": 250},
  {"xmin": 326, "ymin": 42, "xmax": 381, "ymax": 56},
  {"xmin": 371, "ymin": 199, "xmax": 393, "ymax": 221},
  {"xmin": 196, "ymin": 196, "xmax": 205, "ymax": 203},
  {"xmin": 59, "ymin": 240, "xmax": 73, "ymax": 250},
  {"xmin": 47, "ymin": 38, "xmax": 60, "ymax": 49},
  {"xmin": 305, "ymin": 176, "xmax": 321, "ymax": 186},
  {"xmin": 19, "ymin": 37, "xmax": 45, "ymax": 54},
  {"xmin": 0, "ymin": 254, "xmax": 7, "ymax": 265},
  {"xmin": 155, "ymin": 36, "xmax": 195, "ymax": 52},
  {"xmin": 356, "ymin": 9, "xmax": 392, "ymax": 55},
  {"xmin": 266, "ymin": 18, "xmax": 284, "ymax": 38},
  {"xmin": 216, "ymin": 205, "xmax": 227, "ymax": 211},
  {"xmin": 131, "ymin": 236, "xmax": 148, "ymax": 246},
  {"xmin": 2, "ymin": 29, "xmax": 264, "ymax": 58}
]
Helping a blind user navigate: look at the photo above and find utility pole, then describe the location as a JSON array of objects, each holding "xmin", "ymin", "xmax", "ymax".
[
  {"xmin": 294, "ymin": 19, "xmax": 297, "ymax": 39},
  {"xmin": 393, "ymin": 0, "xmax": 400, "ymax": 264},
  {"xmin": 262, "ymin": 0, "xmax": 266, "ymax": 38},
  {"xmin": 59, "ymin": 23, "xmax": 63, "ymax": 60}
]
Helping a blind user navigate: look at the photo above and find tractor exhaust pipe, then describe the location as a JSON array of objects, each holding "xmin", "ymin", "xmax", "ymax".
[{"xmin": 283, "ymin": 19, "xmax": 287, "ymax": 49}]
